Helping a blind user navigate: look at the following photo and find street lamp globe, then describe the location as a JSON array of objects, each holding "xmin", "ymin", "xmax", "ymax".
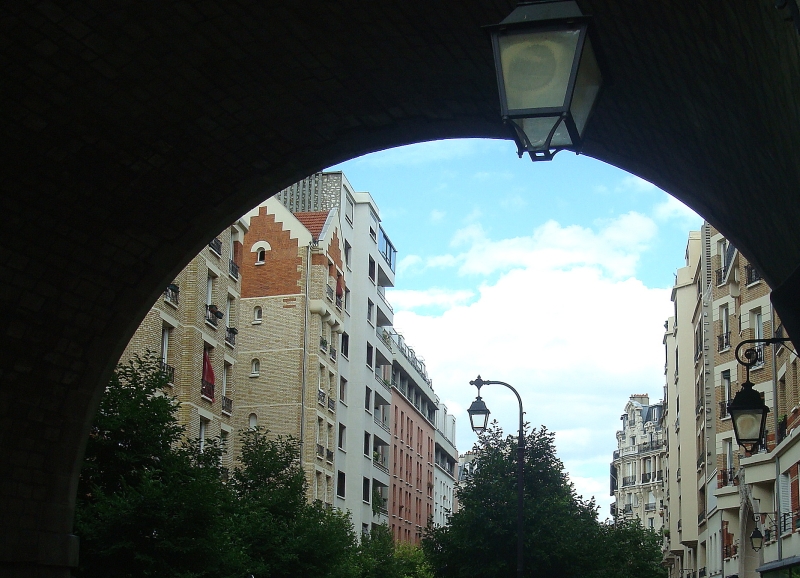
[
  {"xmin": 728, "ymin": 379, "xmax": 770, "ymax": 451},
  {"xmin": 468, "ymin": 396, "xmax": 491, "ymax": 435},
  {"xmin": 486, "ymin": 0, "xmax": 603, "ymax": 161},
  {"xmin": 750, "ymin": 528, "xmax": 764, "ymax": 552}
]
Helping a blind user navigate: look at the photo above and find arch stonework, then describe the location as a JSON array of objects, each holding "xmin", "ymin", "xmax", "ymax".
[{"xmin": 1, "ymin": 1, "xmax": 800, "ymax": 575}]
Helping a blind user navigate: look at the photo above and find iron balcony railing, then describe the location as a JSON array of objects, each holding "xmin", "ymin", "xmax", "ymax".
[
  {"xmin": 336, "ymin": 295, "xmax": 343, "ymax": 309},
  {"xmin": 751, "ymin": 343, "xmax": 765, "ymax": 366},
  {"xmin": 205, "ymin": 305, "xmax": 219, "ymax": 326},
  {"xmin": 374, "ymin": 415, "xmax": 390, "ymax": 434},
  {"xmin": 641, "ymin": 472, "xmax": 652, "ymax": 483},
  {"xmin": 374, "ymin": 372, "xmax": 391, "ymax": 392},
  {"xmin": 326, "ymin": 284, "xmax": 334, "ymax": 301},
  {"xmin": 164, "ymin": 284, "xmax": 179, "ymax": 305},
  {"xmin": 201, "ymin": 379, "xmax": 214, "ymax": 401},
  {"xmin": 723, "ymin": 544, "xmax": 738, "ymax": 559},
  {"xmin": 222, "ymin": 396, "xmax": 232, "ymax": 415},
  {"xmin": 317, "ymin": 390, "xmax": 326, "ymax": 405},
  {"xmin": 721, "ymin": 467, "xmax": 736, "ymax": 486},
  {"xmin": 327, "ymin": 397, "xmax": 335, "ymax": 412},
  {"xmin": 698, "ymin": 510, "xmax": 706, "ymax": 524},
  {"xmin": 377, "ymin": 285, "xmax": 393, "ymax": 313},
  {"xmin": 316, "ymin": 444, "xmax": 325, "ymax": 458},
  {"xmin": 623, "ymin": 504, "xmax": 633, "ymax": 514},
  {"xmin": 209, "ymin": 237, "xmax": 222, "ymax": 256},
  {"xmin": 697, "ymin": 455, "xmax": 705, "ymax": 469},
  {"xmin": 645, "ymin": 503, "xmax": 656, "ymax": 511},
  {"xmin": 159, "ymin": 360, "xmax": 175, "ymax": 384},
  {"xmin": 720, "ymin": 400, "xmax": 730, "ymax": 418},
  {"xmin": 373, "ymin": 456, "xmax": 389, "ymax": 474},
  {"xmin": 715, "ymin": 267, "xmax": 726, "ymax": 286},
  {"xmin": 225, "ymin": 326, "xmax": 237, "ymax": 346},
  {"xmin": 639, "ymin": 440, "xmax": 665, "ymax": 452},
  {"xmin": 228, "ymin": 260, "xmax": 239, "ymax": 280},
  {"xmin": 745, "ymin": 263, "xmax": 762, "ymax": 284},
  {"xmin": 319, "ymin": 336, "xmax": 328, "ymax": 352},
  {"xmin": 622, "ymin": 475, "xmax": 635, "ymax": 487},
  {"xmin": 326, "ymin": 449, "xmax": 334, "ymax": 463},
  {"xmin": 329, "ymin": 345, "xmax": 337, "ymax": 360},
  {"xmin": 718, "ymin": 331, "xmax": 731, "ymax": 351}
]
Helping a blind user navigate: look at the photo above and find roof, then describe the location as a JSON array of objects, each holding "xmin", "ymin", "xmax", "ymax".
[{"xmin": 295, "ymin": 211, "xmax": 330, "ymax": 238}]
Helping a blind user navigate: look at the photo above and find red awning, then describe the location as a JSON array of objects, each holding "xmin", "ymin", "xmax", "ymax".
[{"xmin": 336, "ymin": 275, "xmax": 344, "ymax": 297}]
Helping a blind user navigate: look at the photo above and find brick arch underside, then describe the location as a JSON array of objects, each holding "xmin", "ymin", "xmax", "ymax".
[{"xmin": 2, "ymin": 1, "xmax": 800, "ymax": 575}]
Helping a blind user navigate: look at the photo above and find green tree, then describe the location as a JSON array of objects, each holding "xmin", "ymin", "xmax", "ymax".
[
  {"xmin": 422, "ymin": 423, "xmax": 600, "ymax": 578},
  {"xmin": 593, "ymin": 519, "xmax": 667, "ymax": 578}
]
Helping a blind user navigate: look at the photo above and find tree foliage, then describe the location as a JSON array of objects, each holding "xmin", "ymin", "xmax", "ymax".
[
  {"xmin": 422, "ymin": 422, "xmax": 666, "ymax": 578},
  {"xmin": 74, "ymin": 353, "xmax": 437, "ymax": 578}
]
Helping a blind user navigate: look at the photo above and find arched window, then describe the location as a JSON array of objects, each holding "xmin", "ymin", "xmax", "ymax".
[
  {"xmin": 249, "ymin": 413, "xmax": 258, "ymax": 430},
  {"xmin": 256, "ymin": 248, "xmax": 266, "ymax": 263},
  {"xmin": 253, "ymin": 306, "xmax": 262, "ymax": 323},
  {"xmin": 251, "ymin": 358, "xmax": 260, "ymax": 376}
]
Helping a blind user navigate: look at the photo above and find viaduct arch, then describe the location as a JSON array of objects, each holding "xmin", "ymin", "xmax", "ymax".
[{"xmin": 2, "ymin": 1, "xmax": 800, "ymax": 575}]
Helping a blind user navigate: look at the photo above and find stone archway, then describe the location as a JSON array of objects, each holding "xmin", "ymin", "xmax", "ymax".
[{"xmin": 1, "ymin": 1, "xmax": 800, "ymax": 575}]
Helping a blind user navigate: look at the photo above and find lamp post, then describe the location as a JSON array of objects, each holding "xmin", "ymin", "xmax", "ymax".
[
  {"xmin": 750, "ymin": 527, "xmax": 764, "ymax": 552},
  {"xmin": 485, "ymin": 0, "xmax": 604, "ymax": 161},
  {"xmin": 468, "ymin": 375, "xmax": 525, "ymax": 578},
  {"xmin": 728, "ymin": 338, "xmax": 790, "ymax": 451}
]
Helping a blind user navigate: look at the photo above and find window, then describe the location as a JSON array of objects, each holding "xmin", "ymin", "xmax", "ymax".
[
  {"xmin": 344, "ymin": 288, "xmax": 351, "ymax": 312},
  {"xmin": 345, "ymin": 196, "xmax": 354, "ymax": 224},
  {"xmin": 722, "ymin": 370, "xmax": 731, "ymax": 404},
  {"xmin": 206, "ymin": 273, "xmax": 215, "ymax": 306},
  {"xmin": 366, "ymin": 343, "xmax": 373, "ymax": 368},
  {"xmin": 338, "ymin": 424, "xmax": 346, "ymax": 449},
  {"xmin": 256, "ymin": 248, "xmax": 266, "ymax": 263},
  {"xmin": 364, "ymin": 432, "xmax": 371, "ymax": 456},
  {"xmin": 253, "ymin": 306, "xmax": 262, "ymax": 323},
  {"xmin": 363, "ymin": 477, "xmax": 371, "ymax": 503},
  {"xmin": 222, "ymin": 363, "xmax": 231, "ymax": 397},
  {"xmin": 249, "ymin": 413, "xmax": 258, "ymax": 429},
  {"xmin": 251, "ymin": 359, "xmax": 260, "ymax": 376},
  {"xmin": 367, "ymin": 299, "xmax": 374, "ymax": 324},
  {"xmin": 339, "ymin": 377, "xmax": 348, "ymax": 404},
  {"xmin": 368, "ymin": 256, "xmax": 376, "ymax": 282},
  {"xmin": 365, "ymin": 387, "xmax": 372, "ymax": 411},
  {"xmin": 199, "ymin": 418, "xmax": 208, "ymax": 452},
  {"xmin": 341, "ymin": 332, "xmax": 349, "ymax": 358},
  {"xmin": 337, "ymin": 471, "xmax": 346, "ymax": 497},
  {"xmin": 344, "ymin": 241, "xmax": 352, "ymax": 269}
]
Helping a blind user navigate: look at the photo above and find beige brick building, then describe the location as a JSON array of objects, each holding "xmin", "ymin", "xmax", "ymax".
[
  {"xmin": 121, "ymin": 220, "xmax": 249, "ymax": 472},
  {"xmin": 235, "ymin": 198, "xmax": 345, "ymax": 505}
]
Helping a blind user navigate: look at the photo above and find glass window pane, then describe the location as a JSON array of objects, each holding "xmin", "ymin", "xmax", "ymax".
[
  {"xmin": 570, "ymin": 37, "xmax": 602, "ymax": 137},
  {"xmin": 499, "ymin": 28, "xmax": 580, "ymax": 111},
  {"xmin": 518, "ymin": 116, "xmax": 573, "ymax": 149}
]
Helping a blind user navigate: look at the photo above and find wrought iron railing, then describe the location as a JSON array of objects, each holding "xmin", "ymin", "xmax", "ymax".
[
  {"xmin": 745, "ymin": 263, "xmax": 762, "ymax": 284},
  {"xmin": 159, "ymin": 360, "xmax": 175, "ymax": 384},
  {"xmin": 201, "ymin": 379, "xmax": 214, "ymax": 401},
  {"xmin": 715, "ymin": 267, "xmax": 726, "ymax": 286},
  {"xmin": 645, "ymin": 503, "xmax": 656, "ymax": 511},
  {"xmin": 225, "ymin": 326, "xmax": 237, "ymax": 346},
  {"xmin": 641, "ymin": 472, "xmax": 652, "ymax": 483},
  {"xmin": 222, "ymin": 396, "xmax": 232, "ymax": 414},
  {"xmin": 317, "ymin": 390, "xmax": 326, "ymax": 405},
  {"xmin": 228, "ymin": 260, "xmax": 239, "ymax": 280},
  {"xmin": 622, "ymin": 475, "xmax": 635, "ymax": 487},
  {"xmin": 326, "ymin": 284, "xmax": 334, "ymax": 301},
  {"xmin": 209, "ymin": 237, "xmax": 223, "ymax": 255},
  {"xmin": 720, "ymin": 400, "xmax": 729, "ymax": 418},
  {"xmin": 335, "ymin": 295, "xmax": 343, "ymax": 309},
  {"xmin": 329, "ymin": 345, "xmax": 337, "ymax": 360},
  {"xmin": 723, "ymin": 544, "xmax": 737, "ymax": 559},
  {"xmin": 718, "ymin": 332, "xmax": 731, "ymax": 351},
  {"xmin": 326, "ymin": 449, "xmax": 334, "ymax": 463},
  {"xmin": 721, "ymin": 467, "xmax": 736, "ymax": 486},
  {"xmin": 328, "ymin": 397, "xmax": 335, "ymax": 412},
  {"xmin": 316, "ymin": 444, "xmax": 325, "ymax": 458},
  {"xmin": 205, "ymin": 305, "xmax": 219, "ymax": 326},
  {"xmin": 319, "ymin": 336, "xmax": 328, "ymax": 351},
  {"xmin": 164, "ymin": 284, "xmax": 179, "ymax": 305}
]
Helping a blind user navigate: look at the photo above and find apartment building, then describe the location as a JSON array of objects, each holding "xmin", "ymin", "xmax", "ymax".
[
  {"xmin": 121, "ymin": 221, "xmax": 248, "ymax": 472},
  {"xmin": 610, "ymin": 394, "xmax": 666, "ymax": 531},
  {"xmin": 276, "ymin": 172, "xmax": 399, "ymax": 535},
  {"xmin": 234, "ymin": 198, "xmax": 344, "ymax": 505},
  {"xmin": 661, "ymin": 224, "xmax": 800, "ymax": 578},
  {"xmin": 389, "ymin": 331, "xmax": 437, "ymax": 543},
  {"xmin": 433, "ymin": 401, "xmax": 458, "ymax": 528}
]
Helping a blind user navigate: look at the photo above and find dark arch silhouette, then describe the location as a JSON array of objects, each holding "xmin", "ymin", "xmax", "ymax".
[{"xmin": 2, "ymin": 1, "xmax": 799, "ymax": 575}]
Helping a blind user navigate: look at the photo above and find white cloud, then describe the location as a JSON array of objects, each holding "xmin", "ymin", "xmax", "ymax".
[
  {"xmin": 500, "ymin": 194, "xmax": 527, "ymax": 210},
  {"xmin": 430, "ymin": 209, "xmax": 446, "ymax": 223},
  {"xmin": 617, "ymin": 175, "xmax": 658, "ymax": 193},
  {"xmin": 388, "ymin": 214, "xmax": 671, "ymax": 510},
  {"xmin": 396, "ymin": 254, "xmax": 422, "ymax": 276},
  {"xmin": 352, "ymin": 140, "xmax": 499, "ymax": 167},
  {"xmin": 653, "ymin": 195, "xmax": 702, "ymax": 225}
]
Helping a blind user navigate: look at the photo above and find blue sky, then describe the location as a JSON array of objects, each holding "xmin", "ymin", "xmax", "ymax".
[{"xmin": 328, "ymin": 138, "xmax": 702, "ymax": 516}]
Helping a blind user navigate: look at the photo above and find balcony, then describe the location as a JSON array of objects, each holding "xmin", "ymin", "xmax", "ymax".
[
  {"xmin": 715, "ymin": 267, "xmax": 726, "ymax": 286},
  {"xmin": 319, "ymin": 336, "xmax": 328, "ymax": 352},
  {"xmin": 317, "ymin": 390, "xmax": 327, "ymax": 406},
  {"xmin": 316, "ymin": 444, "xmax": 325, "ymax": 458},
  {"xmin": 228, "ymin": 259, "xmax": 239, "ymax": 280},
  {"xmin": 723, "ymin": 544, "xmax": 737, "ymax": 559},
  {"xmin": 374, "ymin": 372, "xmax": 391, "ymax": 393},
  {"xmin": 336, "ymin": 295, "xmax": 343, "ymax": 309},
  {"xmin": 326, "ymin": 284, "xmax": 334, "ymax": 302},
  {"xmin": 374, "ymin": 415, "xmax": 390, "ymax": 434},
  {"xmin": 205, "ymin": 305, "xmax": 220, "ymax": 327},
  {"xmin": 222, "ymin": 396, "xmax": 233, "ymax": 415},
  {"xmin": 645, "ymin": 503, "xmax": 656, "ymax": 512},
  {"xmin": 209, "ymin": 237, "xmax": 223, "ymax": 256},
  {"xmin": 622, "ymin": 475, "xmax": 636, "ymax": 487},
  {"xmin": 623, "ymin": 504, "xmax": 633, "ymax": 514},
  {"xmin": 225, "ymin": 326, "xmax": 237, "ymax": 346},
  {"xmin": 373, "ymin": 455, "xmax": 389, "ymax": 474},
  {"xmin": 639, "ymin": 440, "xmax": 665, "ymax": 453},
  {"xmin": 326, "ymin": 449, "xmax": 334, "ymax": 463},
  {"xmin": 698, "ymin": 510, "xmax": 706, "ymax": 524},
  {"xmin": 721, "ymin": 467, "xmax": 736, "ymax": 486},
  {"xmin": 201, "ymin": 379, "xmax": 214, "ymax": 401},
  {"xmin": 745, "ymin": 263, "xmax": 762, "ymax": 284},
  {"xmin": 719, "ymin": 400, "xmax": 729, "ymax": 419},
  {"xmin": 717, "ymin": 331, "xmax": 731, "ymax": 351},
  {"xmin": 641, "ymin": 472, "xmax": 652, "ymax": 483},
  {"xmin": 328, "ymin": 397, "xmax": 335, "ymax": 412},
  {"xmin": 377, "ymin": 285, "xmax": 393, "ymax": 313},
  {"xmin": 329, "ymin": 345, "xmax": 337, "ymax": 360},
  {"xmin": 159, "ymin": 360, "xmax": 175, "ymax": 384},
  {"xmin": 750, "ymin": 343, "xmax": 765, "ymax": 367},
  {"xmin": 164, "ymin": 284, "xmax": 179, "ymax": 305}
]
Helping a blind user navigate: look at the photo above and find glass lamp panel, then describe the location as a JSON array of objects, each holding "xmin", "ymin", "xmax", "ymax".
[
  {"xmin": 732, "ymin": 409, "xmax": 764, "ymax": 442},
  {"xmin": 569, "ymin": 36, "xmax": 602, "ymax": 137},
  {"xmin": 518, "ymin": 116, "xmax": 573, "ymax": 149},
  {"xmin": 498, "ymin": 28, "xmax": 581, "ymax": 112}
]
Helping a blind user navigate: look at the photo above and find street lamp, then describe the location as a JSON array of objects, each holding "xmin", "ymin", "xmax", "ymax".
[
  {"xmin": 750, "ymin": 527, "xmax": 764, "ymax": 552},
  {"xmin": 468, "ymin": 375, "xmax": 525, "ymax": 578},
  {"xmin": 486, "ymin": 0, "xmax": 604, "ymax": 161},
  {"xmin": 729, "ymin": 338, "xmax": 790, "ymax": 451}
]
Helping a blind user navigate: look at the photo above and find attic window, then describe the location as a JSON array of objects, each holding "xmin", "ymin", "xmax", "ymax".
[{"xmin": 256, "ymin": 249, "xmax": 266, "ymax": 263}]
